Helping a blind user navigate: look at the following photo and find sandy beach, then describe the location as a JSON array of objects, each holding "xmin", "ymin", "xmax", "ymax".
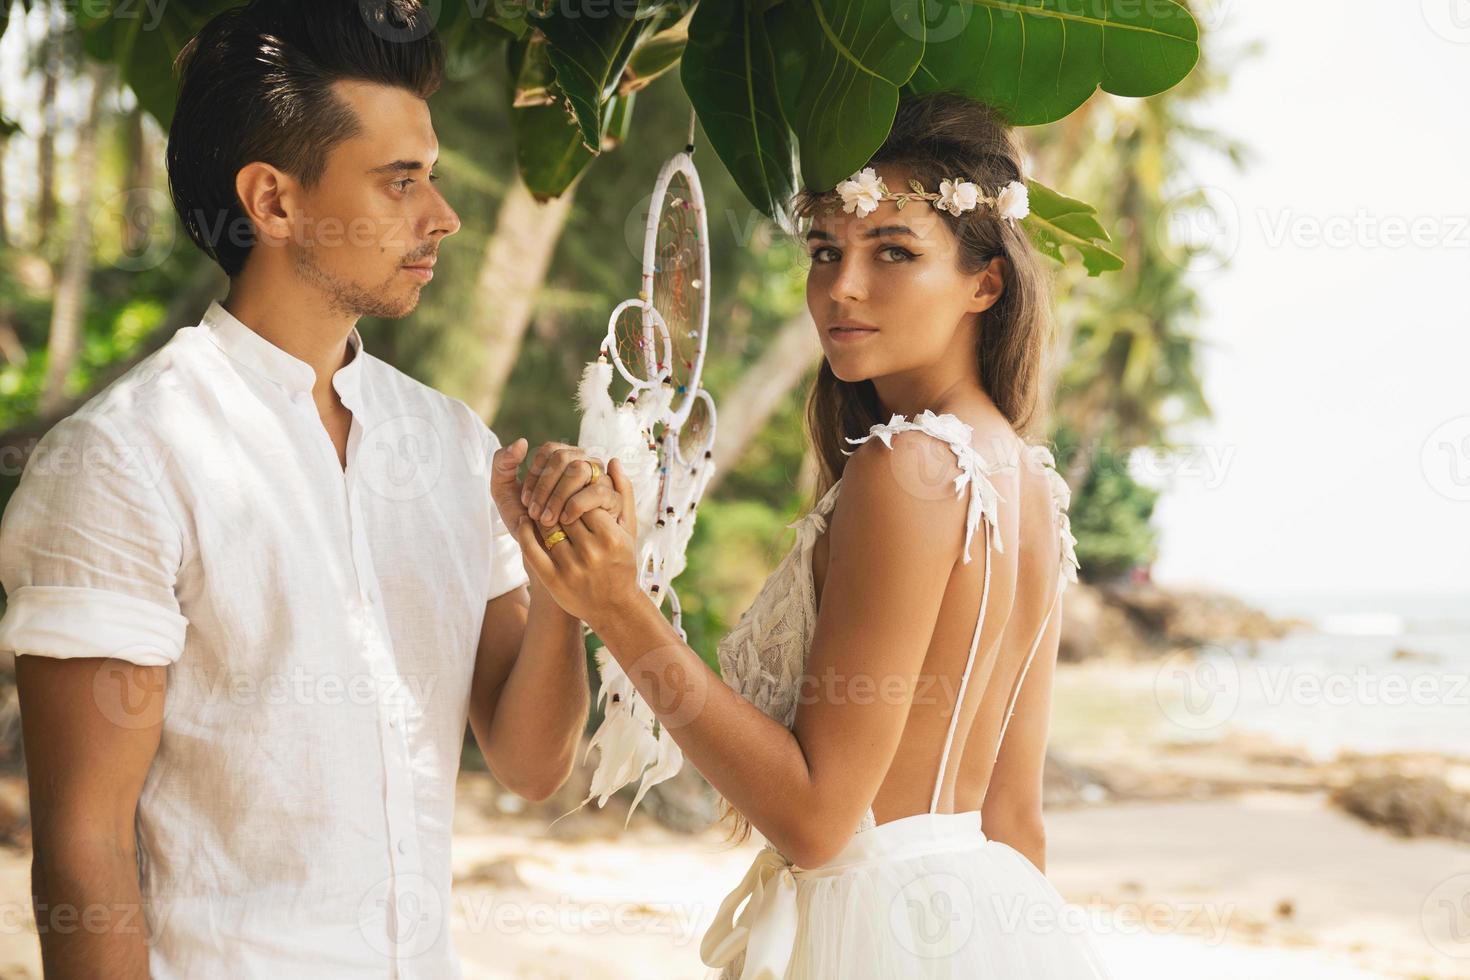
[{"xmin": 0, "ymin": 656, "xmax": 1465, "ymax": 978}]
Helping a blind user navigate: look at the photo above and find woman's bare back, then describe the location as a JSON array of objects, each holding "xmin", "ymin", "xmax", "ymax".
[{"xmin": 809, "ymin": 409, "xmax": 1073, "ymax": 829}]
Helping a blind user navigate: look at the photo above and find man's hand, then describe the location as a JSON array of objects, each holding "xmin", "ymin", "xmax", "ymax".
[{"xmin": 492, "ymin": 440, "xmax": 623, "ymax": 532}]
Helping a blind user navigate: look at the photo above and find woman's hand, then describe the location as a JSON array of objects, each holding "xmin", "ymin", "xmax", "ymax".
[
  {"xmin": 512, "ymin": 457, "xmax": 645, "ymax": 625},
  {"xmin": 520, "ymin": 441, "xmax": 625, "ymax": 529}
]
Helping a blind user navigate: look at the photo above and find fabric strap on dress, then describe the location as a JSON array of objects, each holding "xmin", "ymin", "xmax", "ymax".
[
  {"xmin": 992, "ymin": 574, "xmax": 1065, "ymax": 763},
  {"xmin": 928, "ymin": 518, "xmax": 995, "ymax": 813}
]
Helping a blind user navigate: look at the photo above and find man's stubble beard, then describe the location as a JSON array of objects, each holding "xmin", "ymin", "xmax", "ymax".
[{"xmin": 290, "ymin": 245, "xmax": 420, "ymax": 320}]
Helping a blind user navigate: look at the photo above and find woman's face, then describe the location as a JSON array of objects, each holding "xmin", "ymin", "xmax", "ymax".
[{"xmin": 804, "ymin": 165, "xmax": 1004, "ymax": 384}]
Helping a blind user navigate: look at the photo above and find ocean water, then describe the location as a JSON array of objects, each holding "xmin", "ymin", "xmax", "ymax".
[{"xmin": 1164, "ymin": 591, "xmax": 1470, "ymax": 760}]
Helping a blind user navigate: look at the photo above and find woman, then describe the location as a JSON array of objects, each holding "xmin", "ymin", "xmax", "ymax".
[{"xmin": 500, "ymin": 93, "xmax": 1109, "ymax": 978}]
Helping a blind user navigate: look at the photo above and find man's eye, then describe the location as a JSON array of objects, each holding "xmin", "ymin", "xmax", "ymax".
[{"xmin": 393, "ymin": 178, "xmax": 414, "ymax": 192}]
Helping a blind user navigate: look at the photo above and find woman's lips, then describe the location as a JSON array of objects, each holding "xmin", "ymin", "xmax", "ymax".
[{"xmin": 828, "ymin": 326, "xmax": 878, "ymax": 342}]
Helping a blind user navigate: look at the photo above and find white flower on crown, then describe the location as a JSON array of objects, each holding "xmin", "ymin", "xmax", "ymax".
[
  {"xmin": 835, "ymin": 167, "xmax": 887, "ymax": 217},
  {"xmin": 996, "ymin": 180, "xmax": 1030, "ymax": 225},
  {"xmin": 936, "ymin": 178, "xmax": 981, "ymax": 216}
]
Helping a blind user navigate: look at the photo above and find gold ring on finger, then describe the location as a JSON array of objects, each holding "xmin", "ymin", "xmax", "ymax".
[{"xmin": 545, "ymin": 528, "xmax": 568, "ymax": 549}]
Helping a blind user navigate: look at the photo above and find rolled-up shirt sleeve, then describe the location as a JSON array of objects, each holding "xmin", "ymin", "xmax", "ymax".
[
  {"xmin": 479, "ymin": 423, "xmax": 530, "ymax": 602},
  {"xmin": 0, "ymin": 413, "xmax": 188, "ymax": 666}
]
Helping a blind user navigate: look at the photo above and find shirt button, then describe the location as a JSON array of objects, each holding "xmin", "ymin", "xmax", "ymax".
[
  {"xmin": 396, "ymin": 838, "xmax": 408, "ymax": 855},
  {"xmin": 387, "ymin": 715, "xmax": 398, "ymax": 730}
]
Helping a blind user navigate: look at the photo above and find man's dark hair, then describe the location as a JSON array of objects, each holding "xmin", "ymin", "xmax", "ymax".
[{"xmin": 166, "ymin": 0, "xmax": 445, "ymax": 277}]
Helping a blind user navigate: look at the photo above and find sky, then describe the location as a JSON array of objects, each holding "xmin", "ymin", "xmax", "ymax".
[{"xmin": 1143, "ymin": 0, "xmax": 1470, "ymax": 608}]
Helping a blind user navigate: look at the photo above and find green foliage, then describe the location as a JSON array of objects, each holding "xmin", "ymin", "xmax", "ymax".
[
  {"xmin": 679, "ymin": 0, "xmax": 796, "ymax": 228},
  {"xmin": 909, "ymin": 0, "xmax": 1200, "ymax": 125},
  {"xmin": 1054, "ymin": 427, "xmax": 1160, "ymax": 582},
  {"xmin": 1022, "ymin": 179, "xmax": 1124, "ymax": 277},
  {"xmin": 44, "ymin": 0, "xmax": 1209, "ymax": 278}
]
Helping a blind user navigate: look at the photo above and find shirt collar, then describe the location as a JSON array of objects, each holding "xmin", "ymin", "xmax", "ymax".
[{"xmin": 200, "ymin": 300, "xmax": 365, "ymax": 399}]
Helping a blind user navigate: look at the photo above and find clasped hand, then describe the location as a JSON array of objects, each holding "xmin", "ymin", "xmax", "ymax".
[{"xmin": 489, "ymin": 438, "xmax": 643, "ymax": 624}]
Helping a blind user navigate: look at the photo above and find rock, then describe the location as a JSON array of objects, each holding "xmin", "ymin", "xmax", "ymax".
[
  {"xmin": 1043, "ymin": 751, "xmax": 1115, "ymax": 807},
  {"xmin": 1097, "ymin": 582, "xmax": 1299, "ymax": 651},
  {"xmin": 1058, "ymin": 583, "xmax": 1157, "ymax": 662},
  {"xmin": 1330, "ymin": 772, "xmax": 1470, "ymax": 842},
  {"xmin": 1390, "ymin": 646, "xmax": 1437, "ymax": 663}
]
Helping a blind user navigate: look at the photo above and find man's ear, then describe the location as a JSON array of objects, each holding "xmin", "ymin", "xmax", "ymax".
[
  {"xmin": 234, "ymin": 162, "xmax": 295, "ymax": 245},
  {"xmin": 967, "ymin": 255, "xmax": 1007, "ymax": 315}
]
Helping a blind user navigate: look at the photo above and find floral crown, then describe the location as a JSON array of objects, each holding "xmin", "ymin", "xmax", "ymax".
[{"xmin": 806, "ymin": 167, "xmax": 1030, "ymax": 226}]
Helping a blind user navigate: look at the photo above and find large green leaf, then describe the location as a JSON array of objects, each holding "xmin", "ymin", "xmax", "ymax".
[
  {"xmin": 1021, "ymin": 178, "xmax": 1124, "ymax": 277},
  {"xmin": 908, "ymin": 0, "xmax": 1199, "ymax": 125},
  {"xmin": 622, "ymin": 7, "xmax": 692, "ymax": 94},
  {"xmin": 681, "ymin": 0, "xmax": 797, "ymax": 228},
  {"xmin": 531, "ymin": 1, "xmax": 665, "ymax": 152},
  {"xmin": 77, "ymin": 1, "xmax": 233, "ymax": 127},
  {"xmin": 765, "ymin": 0, "xmax": 926, "ymax": 191},
  {"xmin": 508, "ymin": 37, "xmax": 597, "ymax": 198}
]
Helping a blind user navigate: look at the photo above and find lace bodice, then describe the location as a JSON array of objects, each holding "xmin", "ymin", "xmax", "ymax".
[{"xmin": 715, "ymin": 410, "xmax": 1079, "ymax": 836}]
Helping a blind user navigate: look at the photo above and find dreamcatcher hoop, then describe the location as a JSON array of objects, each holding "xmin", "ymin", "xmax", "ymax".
[
  {"xmin": 640, "ymin": 151, "xmax": 710, "ymax": 430},
  {"xmin": 557, "ymin": 131, "xmax": 718, "ymax": 827}
]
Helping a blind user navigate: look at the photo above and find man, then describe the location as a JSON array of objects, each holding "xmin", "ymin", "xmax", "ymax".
[{"xmin": 0, "ymin": 2, "xmax": 608, "ymax": 976}]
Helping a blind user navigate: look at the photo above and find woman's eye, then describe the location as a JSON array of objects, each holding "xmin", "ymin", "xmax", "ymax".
[
  {"xmin": 810, "ymin": 246, "xmax": 839, "ymax": 263},
  {"xmin": 879, "ymin": 246, "xmax": 915, "ymax": 262}
]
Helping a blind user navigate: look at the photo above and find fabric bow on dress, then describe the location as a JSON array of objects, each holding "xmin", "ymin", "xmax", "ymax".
[{"xmin": 700, "ymin": 844, "xmax": 801, "ymax": 980}]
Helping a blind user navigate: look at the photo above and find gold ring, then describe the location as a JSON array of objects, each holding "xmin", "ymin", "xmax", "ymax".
[
  {"xmin": 544, "ymin": 528, "xmax": 568, "ymax": 549},
  {"xmin": 588, "ymin": 461, "xmax": 602, "ymax": 485}
]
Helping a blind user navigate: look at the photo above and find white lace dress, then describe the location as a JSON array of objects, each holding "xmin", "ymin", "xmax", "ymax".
[{"xmin": 700, "ymin": 411, "xmax": 1105, "ymax": 980}]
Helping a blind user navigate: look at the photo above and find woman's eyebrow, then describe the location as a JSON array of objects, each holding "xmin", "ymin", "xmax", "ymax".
[{"xmin": 806, "ymin": 225, "xmax": 916, "ymax": 242}]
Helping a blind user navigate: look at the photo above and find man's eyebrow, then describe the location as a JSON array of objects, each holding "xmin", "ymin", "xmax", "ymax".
[{"xmin": 367, "ymin": 157, "xmax": 438, "ymax": 175}]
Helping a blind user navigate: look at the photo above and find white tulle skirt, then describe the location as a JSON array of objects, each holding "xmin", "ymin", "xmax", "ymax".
[{"xmin": 701, "ymin": 810, "xmax": 1111, "ymax": 980}]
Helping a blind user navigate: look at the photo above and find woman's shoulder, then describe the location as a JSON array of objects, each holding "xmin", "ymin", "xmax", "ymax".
[{"xmin": 838, "ymin": 409, "xmax": 1016, "ymax": 562}]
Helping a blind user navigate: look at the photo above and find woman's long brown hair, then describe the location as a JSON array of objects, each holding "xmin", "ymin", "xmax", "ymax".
[{"xmin": 715, "ymin": 92, "xmax": 1056, "ymax": 846}]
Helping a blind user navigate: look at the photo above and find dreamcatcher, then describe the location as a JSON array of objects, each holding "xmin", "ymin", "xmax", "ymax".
[{"xmin": 555, "ymin": 118, "xmax": 717, "ymax": 827}]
